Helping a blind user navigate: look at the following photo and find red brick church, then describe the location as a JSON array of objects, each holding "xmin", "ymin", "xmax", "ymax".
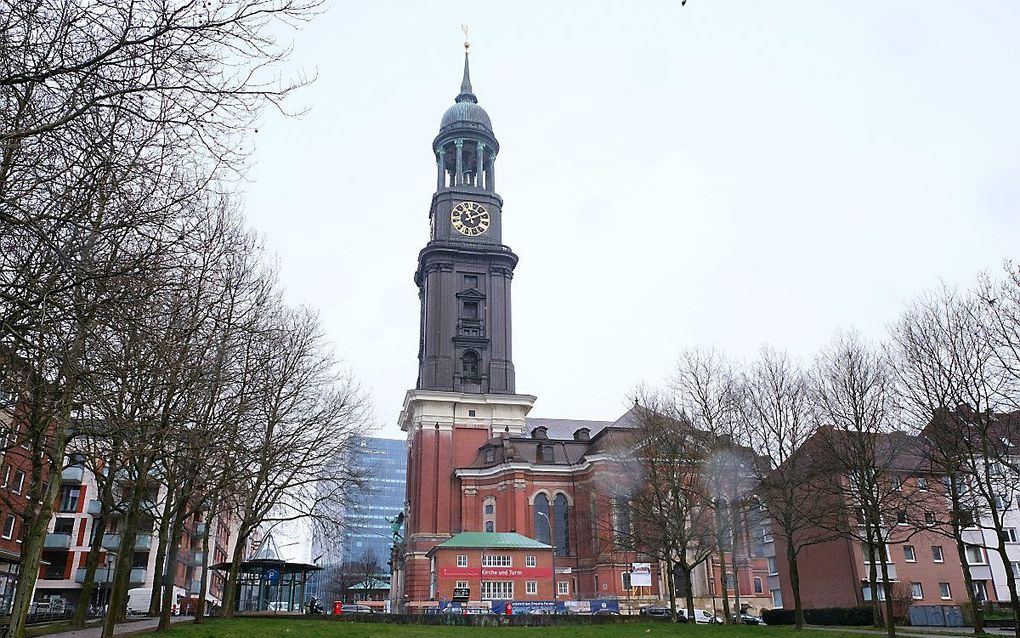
[{"xmin": 390, "ymin": 45, "xmax": 772, "ymax": 614}]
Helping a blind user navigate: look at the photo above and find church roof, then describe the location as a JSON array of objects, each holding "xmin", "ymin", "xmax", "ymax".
[
  {"xmin": 524, "ymin": 418, "xmax": 614, "ymax": 440},
  {"xmin": 433, "ymin": 532, "xmax": 551, "ymax": 551},
  {"xmin": 439, "ymin": 49, "xmax": 493, "ymax": 133}
]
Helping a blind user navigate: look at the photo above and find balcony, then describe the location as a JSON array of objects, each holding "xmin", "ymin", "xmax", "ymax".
[
  {"xmin": 61, "ymin": 466, "xmax": 85, "ymax": 483},
  {"xmin": 41, "ymin": 566, "xmax": 68, "ymax": 580},
  {"xmin": 101, "ymin": 533, "xmax": 153, "ymax": 551},
  {"xmin": 43, "ymin": 533, "xmax": 72, "ymax": 549},
  {"xmin": 75, "ymin": 567, "xmax": 146, "ymax": 584}
]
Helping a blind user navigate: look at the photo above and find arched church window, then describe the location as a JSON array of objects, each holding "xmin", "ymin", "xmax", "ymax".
[
  {"xmin": 554, "ymin": 493, "xmax": 570, "ymax": 556},
  {"xmin": 462, "ymin": 351, "xmax": 479, "ymax": 377},
  {"xmin": 533, "ymin": 493, "xmax": 551, "ymax": 545},
  {"xmin": 613, "ymin": 495, "xmax": 632, "ymax": 548},
  {"xmin": 482, "ymin": 496, "xmax": 496, "ymax": 533}
]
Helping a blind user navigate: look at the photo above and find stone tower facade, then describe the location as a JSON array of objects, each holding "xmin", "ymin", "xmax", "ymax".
[
  {"xmin": 416, "ymin": 49, "xmax": 517, "ymax": 395},
  {"xmin": 398, "ymin": 46, "xmax": 536, "ymax": 610}
]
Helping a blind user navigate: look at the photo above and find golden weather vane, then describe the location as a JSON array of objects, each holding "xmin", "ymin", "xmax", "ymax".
[{"xmin": 461, "ymin": 24, "xmax": 470, "ymax": 51}]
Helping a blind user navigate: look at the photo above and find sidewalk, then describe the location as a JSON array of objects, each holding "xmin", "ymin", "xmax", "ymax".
[
  {"xmin": 35, "ymin": 616, "xmax": 193, "ymax": 638},
  {"xmin": 815, "ymin": 626, "xmax": 1015, "ymax": 638}
]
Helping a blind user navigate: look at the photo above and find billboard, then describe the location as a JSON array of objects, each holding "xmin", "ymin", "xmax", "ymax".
[{"xmin": 631, "ymin": 562, "xmax": 652, "ymax": 587}]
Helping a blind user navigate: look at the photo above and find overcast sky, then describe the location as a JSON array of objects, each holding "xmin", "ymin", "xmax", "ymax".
[{"xmin": 242, "ymin": 2, "xmax": 1020, "ymax": 442}]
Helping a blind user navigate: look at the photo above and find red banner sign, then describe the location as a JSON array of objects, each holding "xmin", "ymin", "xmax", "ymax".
[{"xmin": 440, "ymin": 566, "xmax": 553, "ymax": 579}]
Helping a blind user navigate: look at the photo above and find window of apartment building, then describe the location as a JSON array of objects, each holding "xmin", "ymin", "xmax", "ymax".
[
  {"xmin": 53, "ymin": 518, "xmax": 74, "ymax": 535},
  {"xmin": 1000, "ymin": 528, "xmax": 1018, "ymax": 544},
  {"xmin": 932, "ymin": 546, "xmax": 945, "ymax": 563},
  {"xmin": 11, "ymin": 470, "xmax": 24, "ymax": 495},
  {"xmin": 526, "ymin": 555, "xmax": 536, "ymax": 568},
  {"xmin": 910, "ymin": 583, "xmax": 923, "ymax": 600},
  {"xmin": 482, "ymin": 555, "xmax": 511, "ymax": 567},
  {"xmin": 972, "ymin": 581, "xmax": 988, "ymax": 602},
  {"xmin": 768, "ymin": 557, "xmax": 778, "ymax": 576},
  {"xmin": 558, "ymin": 581, "xmax": 569, "ymax": 596},
  {"xmin": 771, "ymin": 589, "xmax": 783, "ymax": 608},
  {"xmin": 916, "ymin": 476, "xmax": 928, "ymax": 491},
  {"xmin": 1, "ymin": 514, "xmax": 14, "ymax": 540},
  {"xmin": 903, "ymin": 545, "xmax": 916, "ymax": 562},
  {"xmin": 754, "ymin": 577, "xmax": 763, "ymax": 594},
  {"xmin": 925, "ymin": 512, "xmax": 936, "ymax": 525},
  {"xmin": 455, "ymin": 581, "xmax": 468, "ymax": 589},
  {"xmin": 0, "ymin": 466, "xmax": 8, "ymax": 489},
  {"xmin": 1011, "ymin": 562, "xmax": 1020, "ymax": 579},
  {"xmin": 965, "ymin": 545, "xmax": 986, "ymax": 565},
  {"xmin": 896, "ymin": 510, "xmax": 908, "ymax": 525},
  {"xmin": 481, "ymin": 581, "xmax": 512, "ymax": 600},
  {"xmin": 456, "ymin": 554, "xmax": 468, "ymax": 567},
  {"xmin": 526, "ymin": 581, "xmax": 537, "ymax": 595},
  {"xmin": 863, "ymin": 543, "xmax": 892, "ymax": 563},
  {"xmin": 761, "ymin": 527, "xmax": 773, "ymax": 543},
  {"xmin": 57, "ymin": 486, "xmax": 81, "ymax": 512},
  {"xmin": 892, "ymin": 475, "xmax": 903, "ymax": 491},
  {"xmin": 863, "ymin": 584, "xmax": 887, "ymax": 601},
  {"xmin": 938, "ymin": 582, "xmax": 952, "ymax": 600}
]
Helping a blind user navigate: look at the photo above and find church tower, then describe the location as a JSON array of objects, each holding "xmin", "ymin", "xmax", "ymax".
[
  {"xmin": 416, "ymin": 45, "xmax": 516, "ymax": 394},
  {"xmin": 397, "ymin": 43, "xmax": 537, "ymax": 610}
]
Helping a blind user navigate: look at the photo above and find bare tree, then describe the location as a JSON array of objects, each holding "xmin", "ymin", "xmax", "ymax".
[
  {"xmin": 740, "ymin": 347, "xmax": 836, "ymax": 630},
  {"xmin": 810, "ymin": 332, "xmax": 901, "ymax": 638},
  {"xmin": 889, "ymin": 285, "xmax": 1020, "ymax": 636}
]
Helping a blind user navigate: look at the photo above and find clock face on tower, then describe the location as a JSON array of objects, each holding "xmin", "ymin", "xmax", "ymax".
[{"xmin": 451, "ymin": 201, "xmax": 490, "ymax": 237}]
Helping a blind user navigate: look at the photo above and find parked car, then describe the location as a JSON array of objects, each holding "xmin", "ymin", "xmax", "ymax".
[
  {"xmin": 593, "ymin": 609, "xmax": 620, "ymax": 616},
  {"xmin": 732, "ymin": 613, "xmax": 765, "ymax": 625},
  {"xmin": 679, "ymin": 609, "xmax": 721, "ymax": 624},
  {"xmin": 640, "ymin": 605, "xmax": 686, "ymax": 621}
]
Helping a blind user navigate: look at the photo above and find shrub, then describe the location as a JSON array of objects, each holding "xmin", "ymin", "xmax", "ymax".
[{"xmin": 762, "ymin": 607, "xmax": 873, "ymax": 626}]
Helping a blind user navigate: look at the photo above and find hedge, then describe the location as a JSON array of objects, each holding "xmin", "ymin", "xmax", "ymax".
[{"xmin": 761, "ymin": 607, "xmax": 873, "ymax": 626}]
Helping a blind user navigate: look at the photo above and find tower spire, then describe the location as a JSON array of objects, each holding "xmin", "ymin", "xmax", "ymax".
[{"xmin": 456, "ymin": 25, "xmax": 477, "ymax": 104}]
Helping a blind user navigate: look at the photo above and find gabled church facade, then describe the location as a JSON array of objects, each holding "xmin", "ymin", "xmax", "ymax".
[{"xmin": 392, "ymin": 45, "xmax": 771, "ymax": 614}]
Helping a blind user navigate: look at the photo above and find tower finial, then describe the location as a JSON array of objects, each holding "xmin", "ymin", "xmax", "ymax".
[{"xmin": 456, "ymin": 25, "xmax": 477, "ymax": 104}]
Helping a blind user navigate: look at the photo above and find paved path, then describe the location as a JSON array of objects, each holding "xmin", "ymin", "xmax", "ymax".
[
  {"xmin": 815, "ymin": 626, "xmax": 1015, "ymax": 638},
  {"xmin": 36, "ymin": 616, "xmax": 193, "ymax": 638}
]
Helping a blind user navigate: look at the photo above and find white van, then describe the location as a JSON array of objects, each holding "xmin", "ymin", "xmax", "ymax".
[{"xmin": 679, "ymin": 608, "xmax": 721, "ymax": 624}]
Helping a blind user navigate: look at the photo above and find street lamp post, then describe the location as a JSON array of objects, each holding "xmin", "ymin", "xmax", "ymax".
[{"xmin": 535, "ymin": 511, "xmax": 556, "ymax": 601}]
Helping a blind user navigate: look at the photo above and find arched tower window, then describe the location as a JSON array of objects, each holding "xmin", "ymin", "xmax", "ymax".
[
  {"xmin": 533, "ymin": 493, "xmax": 551, "ymax": 545},
  {"xmin": 482, "ymin": 496, "xmax": 496, "ymax": 533},
  {"xmin": 461, "ymin": 351, "xmax": 479, "ymax": 378},
  {"xmin": 554, "ymin": 493, "xmax": 570, "ymax": 556}
]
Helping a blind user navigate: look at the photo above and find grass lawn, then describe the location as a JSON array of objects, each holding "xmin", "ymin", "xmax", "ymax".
[{"xmin": 135, "ymin": 618, "xmax": 878, "ymax": 638}]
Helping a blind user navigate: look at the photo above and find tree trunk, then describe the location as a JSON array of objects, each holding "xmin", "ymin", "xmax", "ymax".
[
  {"xmin": 101, "ymin": 467, "xmax": 149, "ymax": 638},
  {"xmin": 221, "ymin": 527, "xmax": 249, "ymax": 618},
  {"xmin": 194, "ymin": 506, "xmax": 215, "ymax": 624},
  {"xmin": 991, "ymin": 537, "xmax": 1020, "ymax": 638},
  {"xmin": 877, "ymin": 541, "xmax": 896, "ymax": 638},
  {"xmin": 665, "ymin": 559, "xmax": 677, "ymax": 621},
  {"xmin": 787, "ymin": 542, "xmax": 805, "ymax": 630},
  {"xmin": 951, "ymin": 516, "xmax": 984, "ymax": 633},
  {"xmin": 158, "ymin": 498, "xmax": 188, "ymax": 630},
  {"xmin": 731, "ymin": 506, "xmax": 742, "ymax": 621},
  {"xmin": 716, "ymin": 509, "xmax": 731, "ymax": 624},
  {"xmin": 683, "ymin": 564, "xmax": 696, "ymax": 622},
  {"xmin": 148, "ymin": 493, "xmax": 175, "ymax": 616},
  {"xmin": 4, "ymin": 395, "xmax": 72, "ymax": 638},
  {"xmin": 71, "ymin": 508, "xmax": 109, "ymax": 627}
]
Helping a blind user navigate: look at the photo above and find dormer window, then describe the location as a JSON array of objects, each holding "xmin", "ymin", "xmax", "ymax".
[
  {"xmin": 531, "ymin": 427, "xmax": 548, "ymax": 440},
  {"xmin": 485, "ymin": 448, "xmax": 495, "ymax": 463},
  {"xmin": 537, "ymin": 444, "xmax": 554, "ymax": 463}
]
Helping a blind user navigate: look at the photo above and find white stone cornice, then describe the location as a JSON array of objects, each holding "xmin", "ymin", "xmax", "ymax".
[{"xmin": 398, "ymin": 389, "xmax": 537, "ymax": 435}]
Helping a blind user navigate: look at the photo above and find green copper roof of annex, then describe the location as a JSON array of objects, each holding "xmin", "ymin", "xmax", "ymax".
[{"xmin": 435, "ymin": 532, "xmax": 552, "ymax": 550}]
